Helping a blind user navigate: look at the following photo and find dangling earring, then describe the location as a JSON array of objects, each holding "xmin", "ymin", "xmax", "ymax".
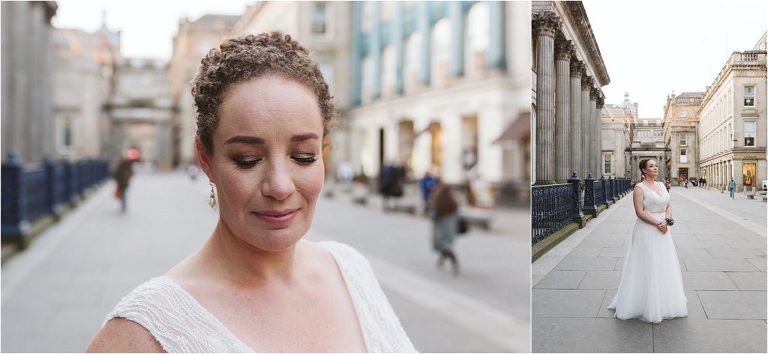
[{"xmin": 208, "ymin": 182, "xmax": 217, "ymax": 209}]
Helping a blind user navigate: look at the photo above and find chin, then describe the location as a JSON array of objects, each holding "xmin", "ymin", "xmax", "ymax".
[{"xmin": 245, "ymin": 224, "xmax": 309, "ymax": 252}]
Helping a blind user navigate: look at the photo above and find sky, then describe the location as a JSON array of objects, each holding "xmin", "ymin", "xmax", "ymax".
[
  {"xmin": 53, "ymin": 0, "xmax": 255, "ymax": 59},
  {"xmin": 582, "ymin": 0, "xmax": 768, "ymax": 118}
]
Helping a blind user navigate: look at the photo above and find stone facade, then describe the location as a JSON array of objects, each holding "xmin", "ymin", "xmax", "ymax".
[
  {"xmin": 627, "ymin": 118, "xmax": 668, "ymax": 182},
  {"xmin": 168, "ymin": 14, "xmax": 238, "ymax": 168},
  {"xmin": 663, "ymin": 92, "xmax": 704, "ymax": 185},
  {"xmin": 105, "ymin": 59, "xmax": 175, "ymax": 169},
  {"xmin": 346, "ymin": 1, "xmax": 529, "ymax": 194},
  {"xmin": 698, "ymin": 35, "xmax": 767, "ymax": 192},
  {"xmin": 52, "ymin": 26, "xmax": 120, "ymax": 160},
  {"xmin": 1, "ymin": 2, "xmax": 58, "ymax": 163},
  {"xmin": 600, "ymin": 93, "xmax": 634, "ymax": 178},
  {"xmin": 532, "ymin": 1, "xmax": 609, "ymax": 183}
]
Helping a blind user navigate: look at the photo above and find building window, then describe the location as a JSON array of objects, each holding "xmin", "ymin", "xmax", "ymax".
[
  {"xmin": 404, "ymin": 33, "xmax": 421, "ymax": 93},
  {"xmin": 744, "ymin": 85, "xmax": 755, "ymax": 106},
  {"xmin": 465, "ymin": 2, "xmax": 489, "ymax": 77},
  {"xmin": 744, "ymin": 121, "xmax": 756, "ymax": 146},
  {"xmin": 603, "ymin": 154, "xmax": 612, "ymax": 175},
  {"xmin": 679, "ymin": 133, "xmax": 687, "ymax": 146},
  {"xmin": 431, "ymin": 19, "xmax": 450, "ymax": 88},
  {"xmin": 63, "ymin": 116, "xmax": 73, "ymax": 148},
  {"xmin": 680, "ymin": 148, "xmax": 687, "ymax": 163},
  {"xmin": 312, "ymin": 2, "xmax": 328, "ymax": 35},
  {"xmin": 381, "ymin": 45, "xmax": 396, "ymax": 97}
]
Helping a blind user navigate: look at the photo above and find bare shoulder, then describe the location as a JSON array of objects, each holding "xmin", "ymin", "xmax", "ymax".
[{"xmin": 87, "ymin": 317, "xmax": 164, "ymax": 353}]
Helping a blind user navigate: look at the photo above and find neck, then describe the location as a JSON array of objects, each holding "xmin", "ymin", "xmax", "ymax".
[{"xmin": 198, "ymin": 220, "xmax": 304, "ymax": 287}]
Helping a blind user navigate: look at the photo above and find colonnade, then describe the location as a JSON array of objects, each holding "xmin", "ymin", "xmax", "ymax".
[{"xmin": 533, "ymin": 11, "xmax": 605, "ymax": 184}]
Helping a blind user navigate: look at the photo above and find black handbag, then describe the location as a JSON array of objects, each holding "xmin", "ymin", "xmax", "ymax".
[{"xmin": 458, "ymin": 217, "xmax": 469, "ymax": 234}]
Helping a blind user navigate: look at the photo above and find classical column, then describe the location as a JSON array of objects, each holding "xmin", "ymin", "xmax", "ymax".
[
  {"xmin": 418, "ymin": 2, "xmax": 431, "ymax": 86},
  {"xmin": 569, "ymin": 60, "xmax": 584, "ymax": 178},
  {"xmin": 486, "ymin": 1, "xmax": 506, "ymax": 70},
  {"xmin": 393, "ymin": 2, "xmax": 405, "ymax": 95},
  {"xmin": 554, "ymin": 39, "xmax": 573, "ymax": 182},
  {"xmin": 351, "ymin": 3, "xmax": 363, "ymax": 105},
  {"xmin": 590, "ymin": 88, "xmax": 599, "ymax": 178},
  {"xmin": 581, "ymin": 75, "xmax": 592, "ymax": 179},
  {"xmin": 448, "ymin": 2, "xmax": 464, "ymax": 78},
  {"xmin": 370, "ymin": 2, "xmax": 382, "ymax": 100},
  {"xmin": 533, "ymin": 11, "xmax": 560, "ymax": 184},
  {"xmin": 596, "ymin": 94, "xmax": 606, "ymax": 178}
]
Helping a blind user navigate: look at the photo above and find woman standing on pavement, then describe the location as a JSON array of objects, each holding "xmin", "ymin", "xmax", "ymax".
[
  {"xmin": 608, "ymin": 158, "xmax": 687, "ymax": 323},
  {"xmin": 88, "ymin": 32, "xmax": 414, "ymax": 352},
  {"xmin": 431, "ymin": 182, "xmax": 461, "ymax": 275}
]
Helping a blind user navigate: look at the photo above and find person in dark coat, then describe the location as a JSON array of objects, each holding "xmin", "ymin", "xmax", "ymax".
[
  {"xmin": 430, "ymin": 183, "xmax": 460, "ymax": 275},
  {"xmin": 113, "ymin": 158, "xmax": 134, "ymax": 212}
]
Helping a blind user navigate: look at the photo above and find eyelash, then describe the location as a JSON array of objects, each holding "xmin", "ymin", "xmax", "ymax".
[{"xmin": 233, "ymin": 155, "xmax": 317, "ymax": 169}]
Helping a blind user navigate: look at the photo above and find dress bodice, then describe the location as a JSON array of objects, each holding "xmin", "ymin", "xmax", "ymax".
[{"xmin": 637, "ymin": 181, "xmax": 669, "ymax": 214}]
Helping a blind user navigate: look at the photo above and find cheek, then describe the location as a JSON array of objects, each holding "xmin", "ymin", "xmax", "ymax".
[{"xmin": 296, "ymin": 165, "xmax": 325, "ymax": 204}]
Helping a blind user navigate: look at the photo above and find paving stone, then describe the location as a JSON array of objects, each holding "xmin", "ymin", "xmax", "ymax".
[
  {"xmin": 653, "ymin": 319, "xmax": 767, "ymax": 353},
  {"xmin": 707, "ymin": 248, "xmax": 766, "ymax": 258},
  {"xmin": 568, "ymin": 247, "xmax": 602, "ymax": 257},
  {"xmin": 682, "ymin": 272, "xmax": 737, "ymax": 290},
  {"xmin": 676, "ymin": 248, "xmax": 712, "ymax": 258},
  {"xmin": 555, "ymin": 257, "xmax": 618, "ymax": 271},
  {"xmin": 694, "ymin": 233, "xmax": 744, "ymax": 242},
  {"xmin": 578, "ymin": 271, "xmax": 621, "ymax": 290},
  {"xmin": 577, "ymin": 238, "xmax": 625, "ymax": 248},
  {"xmin": 532, "ymin": 289, "xmax": 605, "ymax": 318},
  {"xmin": 683, "ymin": 258, "xmax": 760, "ymax": 272},
  {"xmin": 747, "ymin": 257, "xmax": 766, "ymax": 271},
  {"xmin": 726, "ymin": 239, "xmax": 768, "ymax": 249},
  {"xmin": 675, "ymin": 240, "xmax": 732, "ymax": 249},
  {"xmin": 698, "ymin": 290, "xmax": 767, "ymax": 320},
  {"xmin": 727, "ymin": 272, "xmax": 767, "ymax": 290},
  {"xmin": 535, "ymin": 271, "xmax": 586, "ymax": 289},
  {"xmin": 598, "ymin": 247, "xmax": 626, "ymax": 257},
  {"xmin": 533, "ymin": 317, "xmax": 652, "ymax": 353}
]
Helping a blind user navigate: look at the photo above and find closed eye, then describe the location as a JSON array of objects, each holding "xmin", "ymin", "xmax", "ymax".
[
  {"xmin": 292, "ymin": 154, "xmax": 317, "ymax": 165},
  {"xmin": 234, "ymin": 157, "xmax": 261, "ymax": 169}
]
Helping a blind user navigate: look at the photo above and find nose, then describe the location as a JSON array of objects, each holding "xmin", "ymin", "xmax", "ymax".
[{"xmin": 260, "ymin": 159, "xmax": 296, "ymax": 201}]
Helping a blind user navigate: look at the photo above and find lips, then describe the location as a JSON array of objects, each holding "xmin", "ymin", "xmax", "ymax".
[{"xmin": 253, "ymin": 208, "xmax": 299, "ymax": 225}]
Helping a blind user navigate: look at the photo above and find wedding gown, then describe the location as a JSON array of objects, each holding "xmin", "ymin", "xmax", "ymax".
[{"xmin": 608, "ymin": 181, "xmax": 687, "ymax": 323}]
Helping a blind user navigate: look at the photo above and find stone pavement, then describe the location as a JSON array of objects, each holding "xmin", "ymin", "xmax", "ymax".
[
  {"xmin": 1, "ymin": 171, "xmax": 530, "ymax": 352},
  {"xmin": 532, "ymin": 186, "xmax": 767, "ymax": 352}
]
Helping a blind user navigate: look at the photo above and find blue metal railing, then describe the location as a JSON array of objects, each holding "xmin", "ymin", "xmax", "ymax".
[
  {"xmin": 1, "ymin": 152, "xmax": 110, "ymax": 239},
  {"xmin": 532, "ymin": 175, "xmax": 632, "ymax": 245}
]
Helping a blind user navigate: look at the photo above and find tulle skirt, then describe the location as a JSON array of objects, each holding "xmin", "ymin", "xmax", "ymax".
[{"xmin": 608, "ymin": 212, "xmax": 688, "ymax": 323}]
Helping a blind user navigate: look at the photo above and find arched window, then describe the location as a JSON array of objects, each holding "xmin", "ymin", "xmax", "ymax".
[
  {"xmin": 465, "ymin": 2, "xmax": 490, "ymax": 77},
  {"xmin": 381, "ymin": 45, "xmax": 396, "ymax": 98},
  {"xmin": 404, "ymin": 33, "xmax": 421, "ymax": 93},
  {"xmin": 431, "ymin": 19, "xmax": 451, "ymax": 88}
]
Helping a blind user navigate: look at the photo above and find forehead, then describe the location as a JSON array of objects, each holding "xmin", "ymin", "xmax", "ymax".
[{"xmin": 216, "ymin": 76, "xmax": 323, "ymax": 138}]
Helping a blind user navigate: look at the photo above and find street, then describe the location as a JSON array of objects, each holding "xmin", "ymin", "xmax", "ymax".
[
  {"xmin": 1, "ymin": 171, "xmax": 530, "ymax": 352},
  {"xmin": 532, "ymin": 186, "xmax": 767, "ymax": 352}
]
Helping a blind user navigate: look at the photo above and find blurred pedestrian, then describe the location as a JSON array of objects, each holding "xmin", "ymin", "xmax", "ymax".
[
  {"xmin": 728, "ymin": 177, "xmax": 736, "ymax": 198},
  {"xmin": 431, "ymin": 182, "xmax": 460, "ymax": 275},
  {"xmin": 88, "ymin": 32, "xmax": 414, "ymax": 352},
  {"xmin": 663, "ymin": 177, "xmax": 671, "ymax": 193},
  {"xmin": 419, "ymin": 169, "xmax": 438, "ymax": 215},
  {"xmin": 112, "ymin": 158, "xmax": 134, "ymax": 212},
  {"xmin": 186, "ymin": 162, "xmax": 200, "ymax": 181}
]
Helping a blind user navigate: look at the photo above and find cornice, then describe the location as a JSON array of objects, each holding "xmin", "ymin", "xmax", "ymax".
[{"xmin": 563, "ymin": 1, "xmax": 610, "ymax": 86}]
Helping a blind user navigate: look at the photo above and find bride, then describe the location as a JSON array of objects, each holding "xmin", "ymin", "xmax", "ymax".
[{"xmin": 608, "ymin": 158, "xmax": 687, "ymax": 323}]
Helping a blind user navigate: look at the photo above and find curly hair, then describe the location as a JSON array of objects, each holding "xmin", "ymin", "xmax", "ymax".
[{"xmin": 192, "ymin": 32, "xmax": 334, "ymax": 154}]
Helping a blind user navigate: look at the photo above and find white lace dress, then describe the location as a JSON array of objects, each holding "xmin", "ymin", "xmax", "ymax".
[
  {"xmin": 104, "ymin": 241, "xmax": 416, "ymax": 352},
  {"xmin": 608, "ymin": 181, "xmax": 688, "ymax": 323}
]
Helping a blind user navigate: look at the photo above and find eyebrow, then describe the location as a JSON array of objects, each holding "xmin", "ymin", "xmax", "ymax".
[{"xmin": 223, "ymin": 133, "xmax": 319, "ymax": 145}]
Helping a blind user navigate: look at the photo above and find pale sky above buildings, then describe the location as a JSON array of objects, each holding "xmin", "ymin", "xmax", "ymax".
[
  {"xmin": 53, "ymin": 0, "xmax": 254, "ymax": 59},
  {"xmin": 582, "ymin": 0, "xmax": 768, "ymax": 118}
]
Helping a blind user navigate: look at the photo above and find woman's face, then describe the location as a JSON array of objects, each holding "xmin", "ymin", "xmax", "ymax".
[
  {"xmin": 643, "ymin": 160, "xmax": 659, "ymax": 179},
  {"xmin": 200, "ymin": 75, "xmax": 325, "ymax": 252}
]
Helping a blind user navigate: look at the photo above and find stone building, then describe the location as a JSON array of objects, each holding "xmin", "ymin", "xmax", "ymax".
[
  {"xmin": 663, "ymin": 91, "xmax": 704, "ymax": 185},
  {"xmin": 52, "ymin": 23, "xmax": 120, "ymax": 160},
  {"xmin": 230, "ymin": 2, "xmax": 353, "ymax": 176},
  {"xmin": 168, "ymin": 14, "xmax": 239, "ymax": 168},
  {"xmin": 532, "ymin": 1, "xmax": 609, "ymax": 184},
  {"xmin": 346, "ymin": 1, "xmax": 530, "ymax": 198},
  {"xmin": 627, "ymin": 118, "xmax": 668, "ymax": 182},
  {"xmin": 600, "ymin": 92, "xmax": 635, "ymax": 178},
  {"xmin": 105, "ymin": 59, "xmax": 175, "ymax": 169},
  {"xmin": 698, "ymin": 33, "xmax": 767, "ymax": 192},
  {"xmin": 1, "ymin": 1, "xmax": 58, "ymax": 164}
]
